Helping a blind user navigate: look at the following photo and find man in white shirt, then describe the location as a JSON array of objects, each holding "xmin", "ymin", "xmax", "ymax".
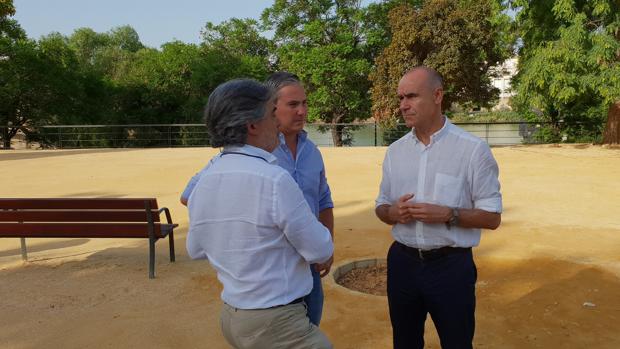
[
  {"xmin": 375, "ymin": 67, "xmax": 502, "ymax": 349},
  {"xmin": 186, "ymin": 79, "xmax": 334, "ymax": 349}
]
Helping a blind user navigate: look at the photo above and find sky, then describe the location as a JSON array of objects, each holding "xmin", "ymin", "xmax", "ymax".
[{"xmin": 13, "ymin": 0, "xmax": 278, "ymax": 48}]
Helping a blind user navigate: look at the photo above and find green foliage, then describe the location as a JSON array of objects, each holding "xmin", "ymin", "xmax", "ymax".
[
  {"xmin": 198, "ymin": 17, "xmax": 271, "ymax": 92},
  {"xmin": 370, "ymin": 0, "xmax": 514, "ymax": 126},
  {"xmin": 511, "ymin": 0, "xmax": 620, "ymax": 141},
  {"xmin": 262, "ymin": 0, "xmax": 374, "ymax": 145},
  {"xmin": 202, "ymin": 18, "xmax": 270, "ymax": 57},
  {"xmin": 449, "ymin": 110, "xmax": 523, "ymax": 123},
  {"xmin": 370, "ymin": 0, "xmax": 514, "ymax": 125},
  {"xmin": 0, "ymin": 32, "xmax": 86, "ymax": 147}
]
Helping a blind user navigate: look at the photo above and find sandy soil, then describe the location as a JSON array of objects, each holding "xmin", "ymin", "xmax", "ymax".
[{"xmin": 1, "ymin": 144, "xmax": 619, "ymax": 349}]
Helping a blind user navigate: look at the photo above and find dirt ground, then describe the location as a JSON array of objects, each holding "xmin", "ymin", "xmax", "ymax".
[{"xmin": 1, "ymin": 144, "xmax": 619, "ymax": 349}]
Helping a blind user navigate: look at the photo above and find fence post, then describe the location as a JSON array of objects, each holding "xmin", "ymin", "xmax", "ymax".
[
  {"xmin": 168, "ymin": 125, "xmax": 172, "ymax": 147},
  {"xmin": 58, "ymin": 127, "xmax": 62, "ymax": 149},
  {"xmin": 374, "ymin": 122, "xmax": 377, "ymax": 146},
  {"xmin": 485, "ymin": 123, "xmax": 490, "ymax": 144}
]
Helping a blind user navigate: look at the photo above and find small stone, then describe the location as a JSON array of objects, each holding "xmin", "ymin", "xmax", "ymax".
[{"xmin": 582, "ymin": 302, "xmax": 596, "ymax": 308}]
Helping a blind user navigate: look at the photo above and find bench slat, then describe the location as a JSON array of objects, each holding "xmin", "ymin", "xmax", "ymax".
[
  {"xmin": 0, "ymin": 210, "xmax": 161, "ymax": 223},
  {"xmin": 0, "ymin": 223, "xmax": 177, "ymax": 239},
  {"xmin": 0, "ymin": 198, "xmax": 158, "ymax": 210}
]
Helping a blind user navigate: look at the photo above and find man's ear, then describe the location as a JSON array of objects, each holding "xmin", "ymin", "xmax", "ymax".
[
  {"xmin": 247, "ymin": 122, "xmax": 258, "ymax": 136},
  {"xmin": 434, "ymin": 87, "xmax": 443, "ymax": 106}
]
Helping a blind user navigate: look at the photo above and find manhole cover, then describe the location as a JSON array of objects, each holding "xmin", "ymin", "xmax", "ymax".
[{"xmin": 333, "ymin": 258, "xmax": 387, "ymax": 296}]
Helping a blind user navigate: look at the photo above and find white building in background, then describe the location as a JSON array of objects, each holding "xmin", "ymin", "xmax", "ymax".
[{"xmin": 490, "ymin": 57, "xmax": 518, "ymax": 110}]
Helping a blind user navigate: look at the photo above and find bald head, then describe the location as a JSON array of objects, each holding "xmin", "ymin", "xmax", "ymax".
[
  {"xmin": 397, "ymin": 65, "xmax": 444, "ymax": 130},
  {"xmin": 402, "ymin": 66, "xmax": 444, "ymax": 91}
]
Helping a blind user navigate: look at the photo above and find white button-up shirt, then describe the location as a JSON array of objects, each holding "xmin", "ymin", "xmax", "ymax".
[
  {"xmin": 187, "ymin": 145, "xmax": 333, "ymax": 309},
  {"xmin": 376, "ymin": 118, "xmax": 502, "ymax": 249}
]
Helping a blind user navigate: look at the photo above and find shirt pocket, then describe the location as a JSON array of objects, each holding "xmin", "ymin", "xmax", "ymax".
[{"xmin": 433, "ymin": 173, "xmax": 463, "ymax": 207}]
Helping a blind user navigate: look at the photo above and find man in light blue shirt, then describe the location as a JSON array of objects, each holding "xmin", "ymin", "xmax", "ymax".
[
  {"xmin": 266, "ymin": 72, "xmax": 334, "ymax": 326},
  {"xmin": 186, "ymin": 79, "xmax": 333, "ymax": 349},
  {"xmin": 182, "ymin": 72, "xmax": 334, "ymax": 326}
]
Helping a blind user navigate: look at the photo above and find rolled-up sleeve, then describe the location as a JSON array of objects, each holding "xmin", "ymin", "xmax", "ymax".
[
  {"xmin": 471, "ymin": 143, "xmax": 502, "ymax": 213},
  {"xmin": 275, "ymin": 172, "xmax": 333, "ymax": 265},
  {"xmin": 318, "ymin": 164, "xmax": 334, "ymax": 211},
  {"xmin": 181, "ymin": 173, "xmax": 200, "ymax": 203}
]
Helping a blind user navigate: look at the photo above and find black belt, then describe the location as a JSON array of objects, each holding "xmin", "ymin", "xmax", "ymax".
[
  {"xmin": 226, "ymin": 296, "xmax": 305, "ymax": 311},
  {"xmin": 269, "ymin": 296, "xmax": 304, "ymax": 309},
  {"xmin": 287, "ymin": 297, "xmax": 304, "ymax": 305},
  {"xmin": 396, "ymin": 241, "xmax": 470, "ymax": 261}
]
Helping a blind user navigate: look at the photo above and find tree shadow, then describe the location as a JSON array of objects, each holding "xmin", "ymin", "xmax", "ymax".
[{"xmin": 0, "ymin": 148, "xmax": 141, "ymax": 162}]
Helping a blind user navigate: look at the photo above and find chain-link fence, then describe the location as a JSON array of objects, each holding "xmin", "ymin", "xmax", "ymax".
[{"xmin": 0, "ymin": 122, "xmax": 573, "ymax": 149}]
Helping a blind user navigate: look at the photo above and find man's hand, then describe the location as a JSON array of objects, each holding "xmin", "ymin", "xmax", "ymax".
[
  {"xmin": 315, "ymin": 255, "xmax": 334, "ymax": 278},
  {"xmin": 407, "ymin": 203, "xmax": 451, "ymax": 224},
  {"xmin": 388, "ymin": 193, "xmax": 416, "ymax": 224}
]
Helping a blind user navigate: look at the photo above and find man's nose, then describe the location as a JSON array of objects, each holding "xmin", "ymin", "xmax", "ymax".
[
  {"xmin": 400, "ymin": 100, "xmax": 409, "ymax": 112},
  {"xmin": 297, "ymin": 105, "xmax": 308, "ymax": 116}
]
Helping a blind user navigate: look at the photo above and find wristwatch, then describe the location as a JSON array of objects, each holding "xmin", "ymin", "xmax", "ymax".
[{"xmin": 446, "ymin": 208, "xmax": 459, "ymax": 230}]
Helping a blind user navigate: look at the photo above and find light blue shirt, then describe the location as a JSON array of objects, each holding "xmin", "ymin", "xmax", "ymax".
[
  {"xmin": 181, "ymin": 131, "xmax": 334, "ymax": 218},
  {"xmin": 272, "ymin": 131, "xmax": 333, "ymax": 217},
  {"xmin": 186, "ymin": 145, "xmax": 333, "ymax": 309}
]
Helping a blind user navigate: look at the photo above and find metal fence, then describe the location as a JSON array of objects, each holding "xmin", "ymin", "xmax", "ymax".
[{"xmin": 1, "ymin": 122, "xmax": 553, "ymax": 149}]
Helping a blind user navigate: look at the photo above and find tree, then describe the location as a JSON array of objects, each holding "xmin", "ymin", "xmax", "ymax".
[
  {"xmin": 199, "ymin": 18, "xmax": 271, "ymax": 83},
  {"xmin": 510, "ymin": 0, "xmax": 620, "ymax": 143},
  {"xmin": 359, "ymin": 0, "xmax": 424, "ymax": 63},
  {"xmin": 369, "ymin": 0, "xmax": 513, "ymax": 125},
  {"xmin": 202, "ymin": 18, "xmax": 271, "ymax": 58},
  {"xmin": 1, "ymin": 1, "xmax": 84, "ymax": 148},
  {"xmin": 262, "ymin": 0, "xmax": 374, "ymax": 146},
  {"xmin": 0, "ymin": 33, "xmax": 84, "ymax": 148}
]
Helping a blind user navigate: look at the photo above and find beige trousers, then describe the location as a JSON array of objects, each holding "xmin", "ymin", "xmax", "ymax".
[{"xmin": 220, "ymin": 302, "xmax": 332, "ymax": 349}]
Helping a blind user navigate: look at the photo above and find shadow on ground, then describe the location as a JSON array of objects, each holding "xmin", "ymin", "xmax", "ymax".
[{"xmin": 0, "ymin": 148, "xmax": 141, "ymax": 162}]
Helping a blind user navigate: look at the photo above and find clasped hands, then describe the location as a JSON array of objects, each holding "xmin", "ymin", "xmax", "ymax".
[{"xmin": 388, "ymin": 193, "xmax": 451, "ymax": 224}]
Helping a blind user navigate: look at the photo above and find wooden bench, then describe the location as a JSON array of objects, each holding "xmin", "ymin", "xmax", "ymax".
[{"xmin": 0, "ymin": 198, "xmax": 178, "ymax": 279}]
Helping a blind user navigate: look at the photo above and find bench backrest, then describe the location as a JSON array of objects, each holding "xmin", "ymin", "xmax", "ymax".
[{"xmin": 0, "ymin": 198, "xmax": 167, "ymax": 238}]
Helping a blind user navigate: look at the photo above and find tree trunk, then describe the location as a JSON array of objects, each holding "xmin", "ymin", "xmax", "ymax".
[
  {"xmin": 330, "ymin": 123, "xmax": 343, "ymax": 147},
  {"xmin": 1, "ymin": 127, "xmax": 11, "ymax": 149},
  {"xmin": 602, "ymin": 101, "xmax": 620, "ymax": 144}
]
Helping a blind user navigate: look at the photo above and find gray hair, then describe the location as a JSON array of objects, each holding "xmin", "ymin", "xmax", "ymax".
[
  {"xmin": 264, "ymin": 71, "xmax": 302, "ymax": 101},
  {"xmin": 204, "ymin": 79, "xmax": 273, "ymax": 148}
]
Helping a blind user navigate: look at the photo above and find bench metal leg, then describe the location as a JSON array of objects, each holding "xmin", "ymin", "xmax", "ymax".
[
  {"xmin": 20, "ymin": 238, "xmax": 28, "ymax": 261},
  {"xmin": 169, "ymin": 232, "xmax": 175, "ymax": 263},
  {"xmin": 149, "ymin": 237, "xmax": 156, "ymax": 279}
]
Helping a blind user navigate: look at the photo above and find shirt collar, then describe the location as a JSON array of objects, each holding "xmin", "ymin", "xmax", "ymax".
[
  {"xmin": 278, "ymin": 130, "xmax": 307, "ymax": 146},
  {"xmin": 410, "ymin": 115, "xmax": 451, "ymax": 145},
  {"xmin": 222, "ymin": 144, "xmax": 278, "ymax": 164}
]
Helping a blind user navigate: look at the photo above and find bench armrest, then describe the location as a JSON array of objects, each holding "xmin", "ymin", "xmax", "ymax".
[{"xmin": 158, "ymin": 207, "xmax": 173, "ymax": 224}]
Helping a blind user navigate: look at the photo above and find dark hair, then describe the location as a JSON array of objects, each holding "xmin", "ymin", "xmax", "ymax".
[
  {"xmin": 204, "ymin": 79, "xmax": 273, "ymax": 148},
  {"xmin": 264, "ymin": 71, "xmax": 302, "ymax": 101}
]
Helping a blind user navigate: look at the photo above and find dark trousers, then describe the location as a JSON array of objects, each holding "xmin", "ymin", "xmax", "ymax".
[{"xmin": 387, "ymin": 241, "xmax": 477, "ymax": 349}]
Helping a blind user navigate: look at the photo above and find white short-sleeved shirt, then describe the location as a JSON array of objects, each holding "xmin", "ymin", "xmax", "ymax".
[{"xmin": 376, "ymin": 118, "xmax": 502, "ymax": 249}]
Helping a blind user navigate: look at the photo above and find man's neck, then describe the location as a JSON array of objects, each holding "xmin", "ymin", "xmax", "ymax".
[
  {"xmin": 283, "ymin": 131, "xmax": 299, "ymax": 159},
  {"xmin": 414, "ymin": 114, "xmax": 445, "ymax": 145}
]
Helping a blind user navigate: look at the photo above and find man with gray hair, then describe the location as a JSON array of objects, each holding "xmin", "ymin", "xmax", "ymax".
[
  {"xmin": 181, "ymin": 72, "xmax": 335, "ymax": 327},
  {"xmin": 186, "ymin": 79, "xmax": 334, "ymax": 349}
]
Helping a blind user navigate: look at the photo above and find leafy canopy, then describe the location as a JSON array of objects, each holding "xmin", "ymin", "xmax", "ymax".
[{"xmin": 370, "ymin": 0, "xmax": 513, "ymax": 125}]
